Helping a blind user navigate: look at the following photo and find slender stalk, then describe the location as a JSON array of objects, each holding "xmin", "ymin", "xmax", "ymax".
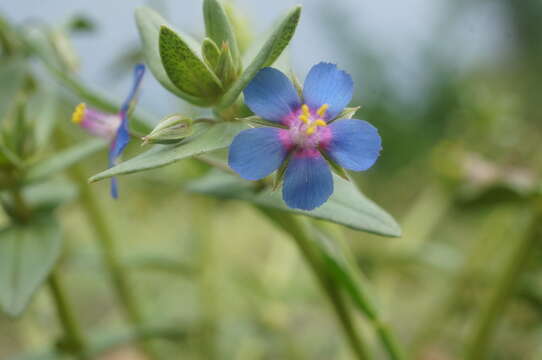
[
  {"xmin": 324, "ymin": 224, "xmax": 406, "ymax": 360},
  {"xmin": 53, "ymin": 132, "xmax": 160, "ymax": 360},
  {"xmin": 10, "ymin": 187, "xmax": 31, "ymax": 222},
  {"xmin": 260, "ymin": 209, "xmax": 372, "ymax": 360},
  {"xmin": 195, "ymin": 207, "xmax": 218, "ymax": 360},
  {"xmin": 48, "ymin": 272, "xmax": 90, "ymax": 360},
  {"xmin": 464, "ymin": 213, "xmax": 541, "ymax": 359}
]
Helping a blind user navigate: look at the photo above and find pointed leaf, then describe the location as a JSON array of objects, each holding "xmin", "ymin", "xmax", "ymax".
[
  {"xmin": 26, "ymin": 88, "xmax": 60, "ymax": 150},
  {"xmin": 24, "ymin": 138, "xmax": 106, "ymax": 183},
  {"xmin": 202, "ymin": 37, "xmax": 221, "ymax": 69},
  {"xmin": 203, "ymin": 0, "xmax": 241, "ymax": 69},
  {"xmin": 0, "ymin": 57, "xmax": 26, "ymax": 123},
  {"xmin": 0, "ymin": 215, "xmax": 62, "ymax": 317},
  {"xmin": 134, "ymin": 7, "xmax": 213, "ymax": 106},
  {"xmin": 186, "ymin": 170, "xmax": 401, "ymax": 236},
  {"xmin": 215, "ymin": 43, "xmax": 237, "ymax": 87},
  {"xmin": 159, "ymin": 26, "xmax": 222, "ymax": 101},
  {"xmin": 89, "ymin": 121, "xmax": 247, "ymax": 181},
  {"xmin": 217, "ymin": 5, "xmax": 301, "ymax": 109}
]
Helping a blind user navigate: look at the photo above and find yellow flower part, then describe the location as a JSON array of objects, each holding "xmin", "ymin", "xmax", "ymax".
[{"xmin": 71, "ymin": 103, "xmax": 86, "ymax": 124}]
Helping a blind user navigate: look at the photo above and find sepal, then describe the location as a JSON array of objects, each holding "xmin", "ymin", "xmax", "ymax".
[
  {"xmin": 141, "ymin": 114, "xmax": 193, "ymax": 145},
  {"xmin": 331, "ymin": 106, "xmax": 361, "ymax": 122}
]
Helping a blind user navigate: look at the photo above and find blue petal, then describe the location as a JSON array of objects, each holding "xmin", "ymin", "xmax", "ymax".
[
  {"xmin": 108, "ymin": 114, "xmax": 130, "ymax": 198},
  {"xmin": 326, "ymin": 119, "xmax": 381, "ymax": 171},
  {"xmin": 108, "ymin": 64, "xmax": 146, "ymax": 198},
  {"xmin": 120, "ymin": 64, "xmax": 146, "ymax": 113},
  {"xmin": 303, "ymin": 62, "xmax": 353, "ymax": 120},
  {"xmin": 282, "ymin": 153, "xmax": 333, "ymax": 210},
  {"xmin": 243, "ymin": 67, "xmax": 301, "ymax": 122},
  {"xmin": 228, "ymin": 127, "xmax": 288, "ymax": 180}
]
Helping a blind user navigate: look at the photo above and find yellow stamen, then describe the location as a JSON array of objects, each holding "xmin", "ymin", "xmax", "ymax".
[
  {"xmin": 314, "ymin": 119, "xmax": 327, "ymax": 127},
  {"xmin": 316, "ymin": 104, "xmax": 329, "ymax": 117},
  {"xmin": 301, "ymin": 104, "xmax": 310, "ymax": 117},
  {"xmin": 71, "ymin": 103, "xmax": 86, "ymax": 124},
  {"xmin": 305, "ymin": 118, "xmax": 327, "ymax": 135},
  {"xmin": 299, "ymin": 114, "xmax": 309, "ymax": 124}
]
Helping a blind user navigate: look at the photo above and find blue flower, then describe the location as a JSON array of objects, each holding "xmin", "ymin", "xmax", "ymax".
[
  {"xmin": 228, "ymin": 62, "xmax": 381, "ymax": 210},
  {"xmin": 71, "ymin": 64, "xmax": 146, "ymax": 198}
]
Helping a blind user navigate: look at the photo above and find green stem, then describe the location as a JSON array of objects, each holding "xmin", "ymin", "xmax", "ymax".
[
  {"xmin": 195, "ymin": 208, "xmax": 218, "ymax": 360},
  {"xmin": 260, "ymin": 209, "xmax": 372, "ymax": 360},
  {"xmin": 10, "ymin": 187, "xmax": 31, "ymax": 223},
  {"xmin": 72, "ymin": 166, "xmax": 161, "ymax": 360},
  {"xmin": 325, "ymin": 225, "xmax": 406, "ymax": 360},
  {"xmin": 48, "ymin": 272, "xmax": 90, "ymax": 360},
  {"xmin": 53, "ymin": 132, "xmax": 160, "ymax": 360},
  {"xmin": 464, "ymin": 213, "xmax": 541, "ymax": 359}
]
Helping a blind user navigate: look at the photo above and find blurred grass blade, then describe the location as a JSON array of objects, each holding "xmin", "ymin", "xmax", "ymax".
[
  {"xmin": 25, "ymin": 138, "xmax": 106, "ymax": 183},
  {"xmin": 159, "ymin": 26, "xmax": 223, "ymax": 101},
  {"xmin": 134, "ymin": 7, "xmax": 214, "ymax": 106},
  {"xmin": 89, "ymin": 121, "xmax": 246, "ymax": 182},
  {"xmin": 0, "ymin": 215, "xmax": 62, "ymax": 317},
  {"xmin": 203, "ymin": 0, "xmax": 241, "ymax": 69},
  {"xmin": 0, "ymin": 57, "xmax": 26, "ymax": 124},
  {"xmin": 186, "ymin": 170, "xmax": 401, "ymax": 236},
  {"xmin": 217, "ymin": 5, "xmax": 301, "ymax": 110}
]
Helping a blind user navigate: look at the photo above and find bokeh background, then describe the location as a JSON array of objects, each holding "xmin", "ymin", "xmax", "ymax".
[{"xmin": 1, "ymin": 0, "xmax": 541, "ymax": 359}]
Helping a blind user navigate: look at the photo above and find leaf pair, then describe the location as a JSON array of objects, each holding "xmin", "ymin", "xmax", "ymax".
[{"xmin": 135, "ymin": 2, "xmax": 301, "ymax": 108}]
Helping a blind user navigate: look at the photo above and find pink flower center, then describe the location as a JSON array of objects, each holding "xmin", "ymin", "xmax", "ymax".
[{"xmin": 280, "ymin": 104, "xmax": 331, "ymax": 152}]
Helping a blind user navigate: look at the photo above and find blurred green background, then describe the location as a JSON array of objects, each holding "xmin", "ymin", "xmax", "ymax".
[{"xmin": 1, "ymin": 0, "xmax": 542, "ymax": 359}]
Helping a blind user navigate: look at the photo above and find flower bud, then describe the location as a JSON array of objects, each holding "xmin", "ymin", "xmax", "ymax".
[{"xmin": 142, "ymin": 114, "xmax": 193, "ymax": 145}]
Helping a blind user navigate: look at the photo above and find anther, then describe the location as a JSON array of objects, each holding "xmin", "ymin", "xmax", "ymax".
[
  {"xmin": 72, "ymin": 103, "xmax": 86, "ymax": 124},
  {"xmin": 316, "ymin": 104, "xmax": 329, "ymax": 117},
  {"xmin": 301, "ymin": 104, "xmax": 310, "ymax": 117}
]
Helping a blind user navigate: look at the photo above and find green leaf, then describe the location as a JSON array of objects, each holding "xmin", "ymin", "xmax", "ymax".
[
  {"xmin": 0, "ymin": 215, "xmax": 62, "ymax": 317},
  {"xmin": 89, "ymin": 121, "xmax": 247, "ymax": 182},
  {"xmin": 217, "ymin": 5, "xmax": 302, "ymax": 110},
  {"xmin": 134, "ymin": 7, "xmax": 213, "ymax": 106},
  {"xmin": 215, "ymin": 43, "xmax": 237, "ymax": 87},
  {"xmin": 23, "ymin": 180, "xmax": 78, "ymax": 211},
  {"xmin": 159, "ymin": 26, "xmax": 222, "ymax": 101},
  {"xmin": 0, "ymin": 57, "xmax": 26, "ymax": 123},
  {"xmin": 203, "ymin": 0, "xmax": 241, "ymax": 69},
  {"xmin": 186, "ymin": 170, "xmax": 401, "ymax": 236},
  {"xmin": 24, "ymin": 138, "xmax": 106, "ymax": 183},
  {"xmin": 26, "ymin": 88, "xmax": 59, "ymax": 150},
  {"xmin": 202, "ymin": 37, "xmax": 221, "ymax": 69}
]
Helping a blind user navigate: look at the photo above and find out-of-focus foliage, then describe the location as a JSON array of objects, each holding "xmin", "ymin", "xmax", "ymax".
[{"xmin": 1, "ymin": 0, "xmax": 542, "ymax": 359}]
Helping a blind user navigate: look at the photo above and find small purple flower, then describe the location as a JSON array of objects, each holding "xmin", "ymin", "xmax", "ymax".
[
  {"xmin": 71, "ymin": 64, "xmax": 145, "ymax": 198},
  {"xmin": 228, "ymin": 62, "xmax": 382, "ymax": 210}
]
